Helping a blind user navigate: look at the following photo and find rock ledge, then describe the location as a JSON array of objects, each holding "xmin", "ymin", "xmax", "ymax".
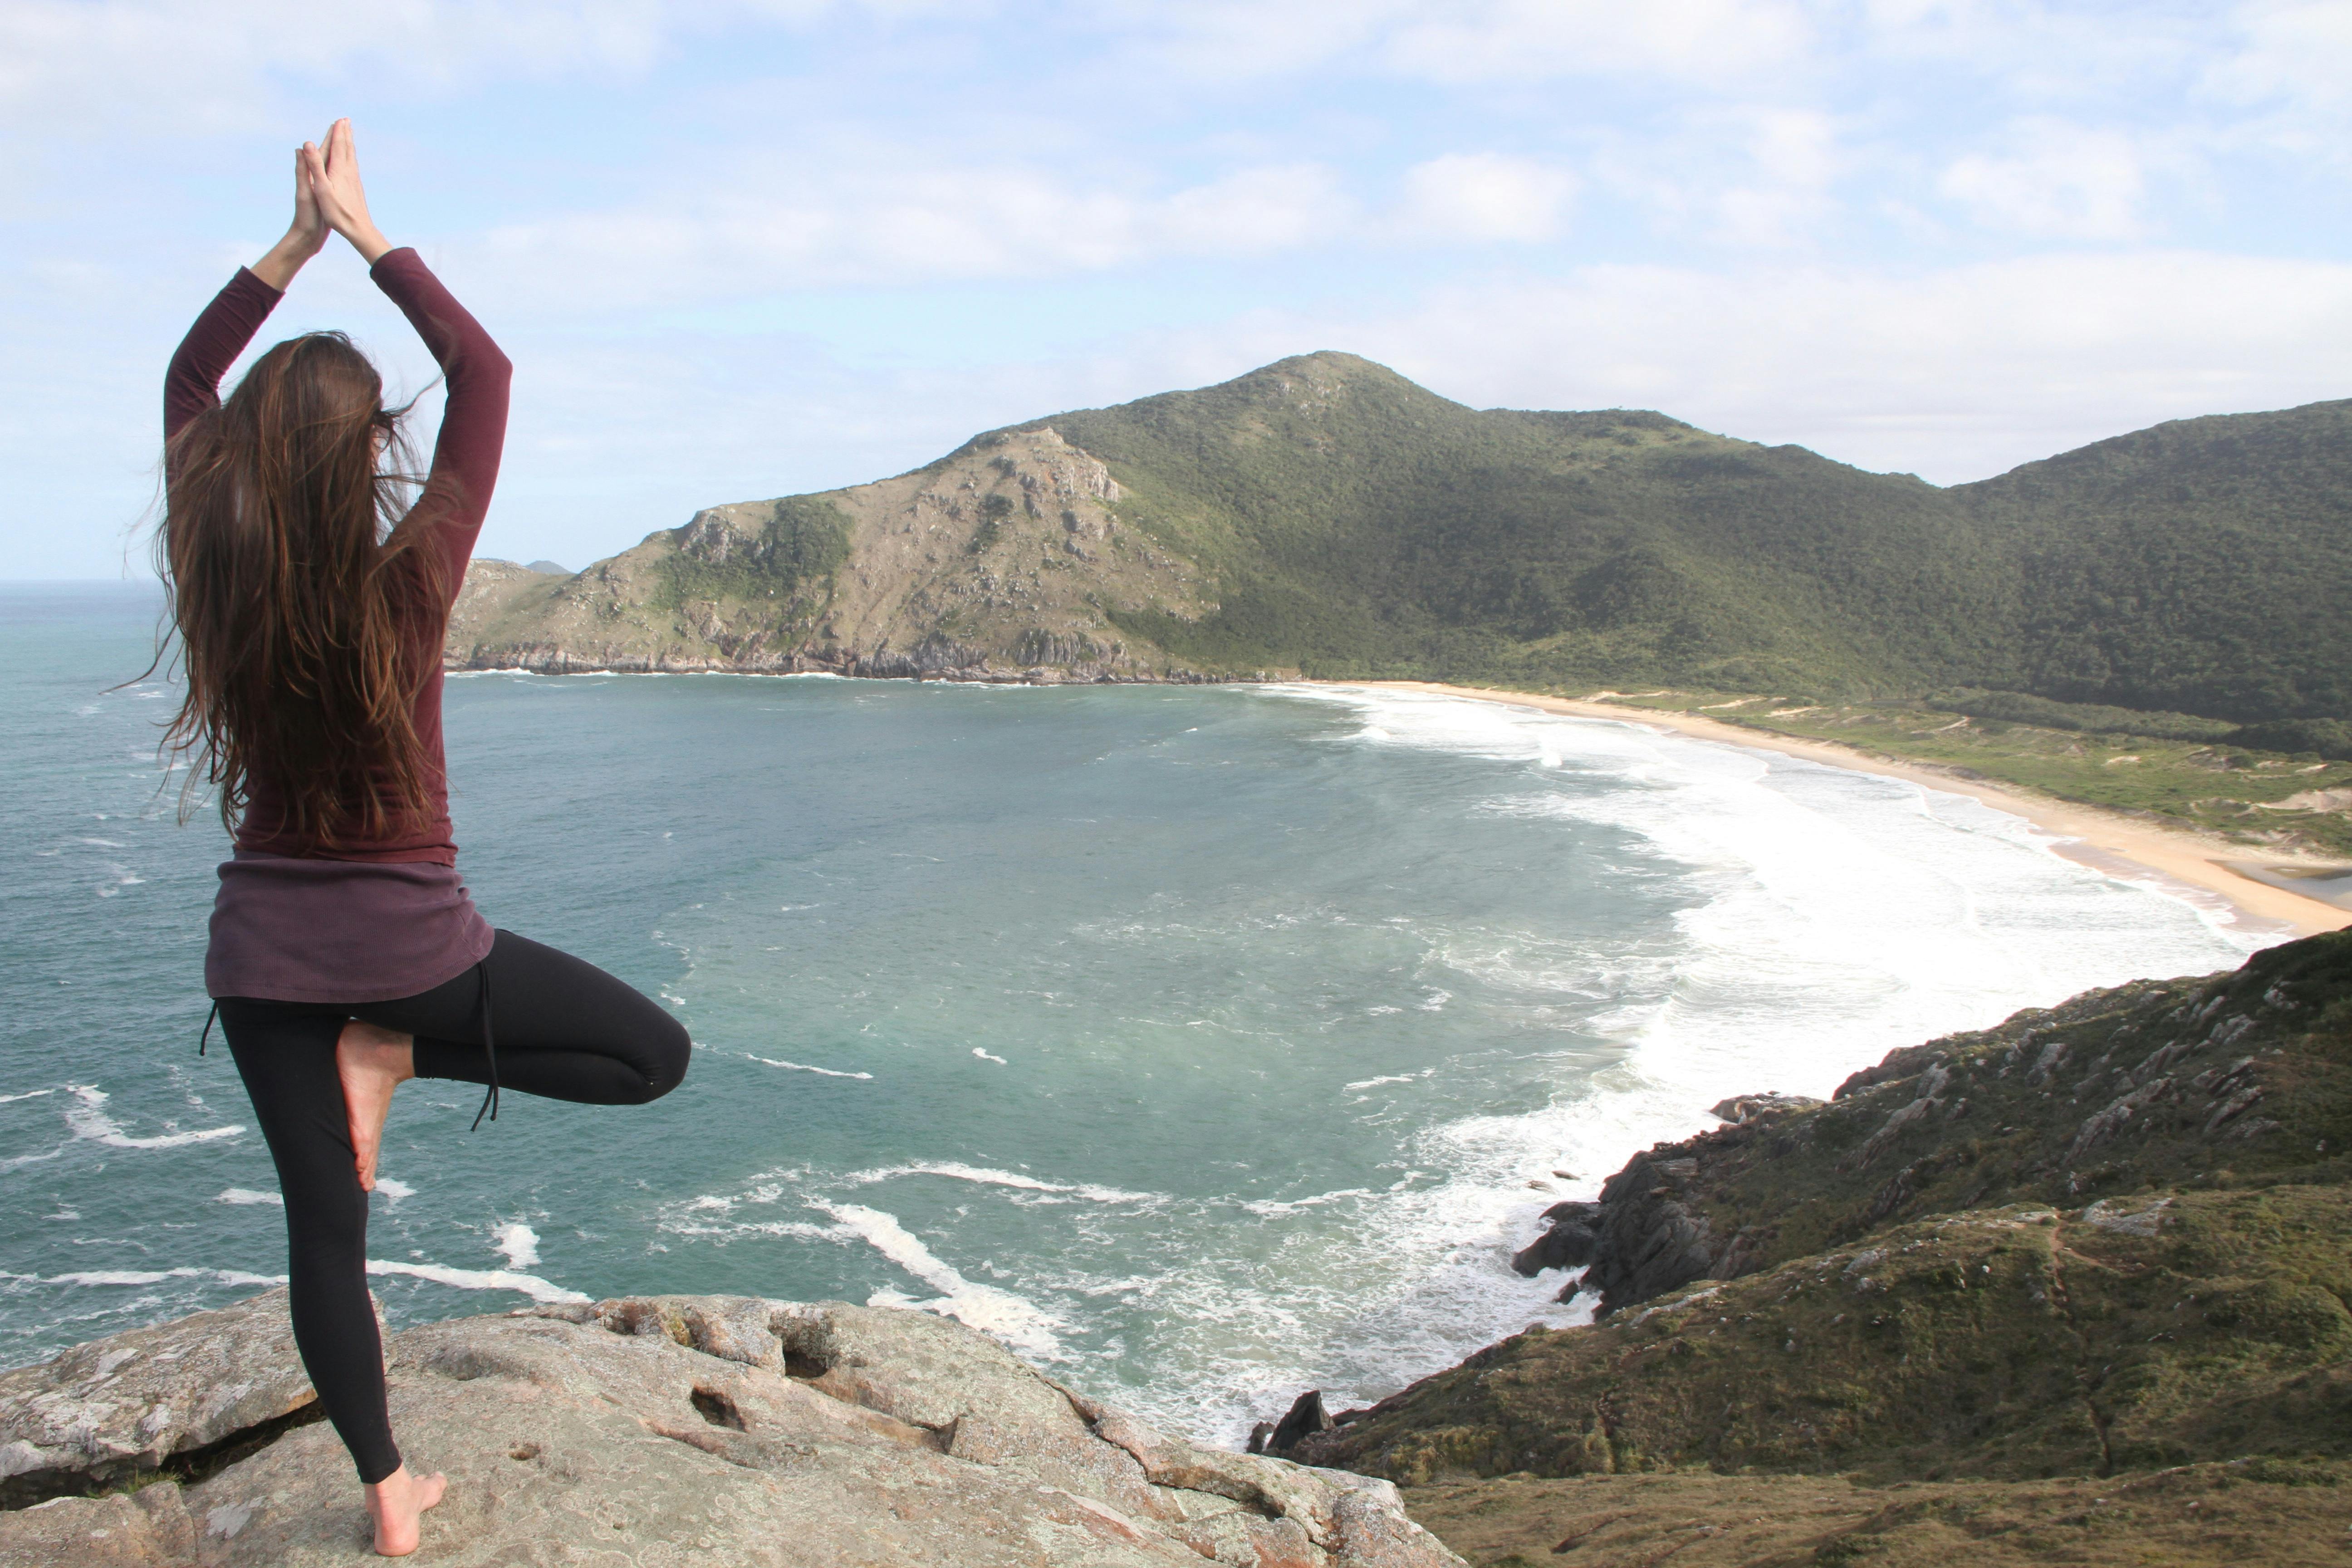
[{"xmin": 0, "ymin": 1291, "xmax": 1460, "ymax": 1566}]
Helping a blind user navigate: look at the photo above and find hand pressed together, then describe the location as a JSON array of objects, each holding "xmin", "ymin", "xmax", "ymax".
[
  {"xmin": 303, "ymin": 118, "xmax": 395, "ymax": 265},
  {"xmin": 250, "ymin": 117, "xmax": 393, "ymax": 288}
]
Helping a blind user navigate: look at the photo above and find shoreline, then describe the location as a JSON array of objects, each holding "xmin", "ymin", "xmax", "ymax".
[
  {"xmin": 440, "ymin": 659, "xmax": 2347, "ymax": 938},
  {"xmin": 1352, "ymin": 680, "xmax": 2352, "ymax": 941}
]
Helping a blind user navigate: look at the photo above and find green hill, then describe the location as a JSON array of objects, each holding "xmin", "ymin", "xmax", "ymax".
[
  {"xmin": 1041, "ymin": 356, "xmax": 2349, "ymax": 724},
  {"xmin": 1959, "ymin": 401, "xmax": 2352, "ymax": 723},
  {"xmin": 1048, "ymin": 353, "xmax": 2026, "ymax": 698},
  {"xmin": 449, "ymin": 353, "xmax": 2352, "ymax": 731}
]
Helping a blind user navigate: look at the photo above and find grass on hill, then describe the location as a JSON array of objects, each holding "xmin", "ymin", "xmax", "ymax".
[
  {"xmin": 1312, "ymin": 931, "xmax": 2352, "ymax": 1562},
  {"xmin": 1534, "ymin": 687, "xmax": 2352, "ymax": 859},
  {"xmin": 1028, "ymin": 354, "xmax": 2352, "ymax": 730},
  {"xmin": 1405, "ymin": 1461, "xmax": 2352, "ymax": 1568}
]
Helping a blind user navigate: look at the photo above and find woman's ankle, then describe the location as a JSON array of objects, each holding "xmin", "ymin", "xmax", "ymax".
[{"xmin": 363, "ymin": 1463, "xmax": 445, "ymax": 1555}]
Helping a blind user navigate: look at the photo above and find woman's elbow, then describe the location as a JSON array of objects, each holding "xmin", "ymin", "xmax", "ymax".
[{"xmin": 629, "ymin": 1014, "xmax": 692, "ymax": 1105}]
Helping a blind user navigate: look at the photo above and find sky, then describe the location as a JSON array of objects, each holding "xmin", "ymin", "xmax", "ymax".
[{"xmin": 5, "ymin": 0, "xmax": 2350, "ymax": 578}]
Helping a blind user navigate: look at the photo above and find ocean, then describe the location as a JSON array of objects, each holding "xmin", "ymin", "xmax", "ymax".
[{"xmin": 0, "ymin": 581, "xmax": 2271, "ymax": 1444}]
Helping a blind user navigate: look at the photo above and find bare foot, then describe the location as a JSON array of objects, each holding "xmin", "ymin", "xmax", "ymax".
[
  {"xmin": 337, "ymin": 1019, "xmax": 415, "ymax": 1193},
  {"xmin": 363, "ymin": 1464, "xmax": 445, "ymax": 1556}
]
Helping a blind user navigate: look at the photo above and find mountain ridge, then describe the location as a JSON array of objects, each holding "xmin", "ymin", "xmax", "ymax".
[{"xmin": 446, "ymin": 352, "xmax": 2350, "ymax": 726}]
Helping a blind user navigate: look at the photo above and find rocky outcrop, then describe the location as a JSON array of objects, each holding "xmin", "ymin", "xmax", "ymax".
[
  {"xmin": 1706, "ymin": 1091, "xmax": 1822, "ymax": 1124},
  {"xmin": 446, "ymin": 425, "xmax": 1227, "ymax": 684},
  {"xmin": 1499, "ymin": 930, "xmax": 2352, "ymax": 1319},
  {"xmin": 1248, "ymin": 1390, "xmax": 1334, "ymax": 1458},
  {"xmin": 1288, "ymin": 931, "xmax": 2352, "ymax": 1491},
  {"xmin": 1506, "ymin": 1200, "xmax": 1599, "ymax": 1277},
  {"xmin": 1504, "ymin": 1147, "xmax": 1774, "ymax": 1318},
  {"xmin": 0, "ymin": 1289, "xmax": 317, "ymax": 1509},
  {"xmin": 0, "ymin": 1293, "xmax": 1462, "ymax": 1567}
]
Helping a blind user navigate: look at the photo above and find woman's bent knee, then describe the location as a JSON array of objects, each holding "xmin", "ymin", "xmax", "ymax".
[{"xmin": 629, "ymin": 1014, "xmax": 691, "ymax": 1105}]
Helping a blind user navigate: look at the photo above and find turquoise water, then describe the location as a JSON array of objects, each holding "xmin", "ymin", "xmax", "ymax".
[{"xmin": 0, "ymin": 582, "xmax": 2269, "ymax": 1442}]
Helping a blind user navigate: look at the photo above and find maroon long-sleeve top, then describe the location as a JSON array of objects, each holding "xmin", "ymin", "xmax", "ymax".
[
  {"xmin": 172, "ymin": 251, "xmax": 510, "ymax": 1001},
  {"xmin": 167, "ymin": 249, "xmax": 512, "ymax": 865}
]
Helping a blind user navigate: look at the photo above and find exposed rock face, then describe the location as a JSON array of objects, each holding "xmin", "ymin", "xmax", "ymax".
[
  {"xmin": 1499, "ymin": 1152, "xmax": 1757, "ymax": 1318},
  {"xmin": 1707, "ymin": 1091, "xmax": 1822, "ymax": 1124},
  {"xmin": 1503, "ymin": 931, "xmax": 2352, "ymax": 1318},
  {"xmin": 447, "ymin": 425, "xmax": 1223, "ymax": 683},
  {"xmin": 0, "ymin": 1294, "xmax": 1463, "ymax": 1567},
  {"xmin": 0, "ymin": 1288, "xmax": 315, "ymax": 1508},
  {"xmin": 1292, "ymin": 931, "xmax": 2352, "ymax": 1488},
  {"xmin": 1506, "ymin": 1200, "xmax": 1599, "ymax": 1277},
  {"xmin": 1248, "ymin": 1390, "xmax": 1333, "ymax": 1458}
]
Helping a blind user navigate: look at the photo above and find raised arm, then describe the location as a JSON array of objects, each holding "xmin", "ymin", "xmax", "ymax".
[
  {"xmin": 369, "ymin": 250, "xmax": 513, "ymax": 590},
  {"xmin": 164, "ymin": 147, "xmax": 325, "ymax": 439},
  {"xmin": 308, "ymin": 119, "xmax": 512, "ymax": 595}
]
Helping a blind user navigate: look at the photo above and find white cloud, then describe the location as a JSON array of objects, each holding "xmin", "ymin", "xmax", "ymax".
[
  {"xmin": 1745, "ymin": 107, "xmax": 1841, "ymax": 188},
  {"xmin": 1712, "ymin": 108, "xmax": 1841, "ymax": 245},
  {"xmin": 1939, "ymin": 118, "xmax": 2151, "ymax": 239},
  {"xmin": 1381, "ymin": 0, "xmax": 1816, "ymax": 83},
  {"xmin": 472, "ymin": 160, "xmax": 1355, "ymax": 305},
  {"xmin": 1856, "ymin": 0, "xmax": 2191, "ymax": 78},
  {"xmin": 1086, "ymin": 0, "xmax": 1817, "ymax": 84},
  {"xmin": 2207, "ymin": 0, "xmax": 2352, "ymax": 109},
  {"xmin": 1097, "ymin": 251, "xmax": 2352, "ymax": 485},
  {"xmin": 0, "ymin": 0, "xmax": 860, "ymax": 130},
  {"xmin": 2201, "ymin": 0, "xmax": 2352, "ymax": 159},
  {"xmin": 467, "ymin": 151, "xmax": 1586, "ymax": 310},
  {"xmin": 1156, "ymin": 165, "xmax": 1358, "ymax": 255},
  {"xmin": 1392, "ymin": 154, "xmax": 1578, "ymax": 243},
  {"xmin": 1085, "ymin": 0, "xmax": 1400, "ymax": 78}
]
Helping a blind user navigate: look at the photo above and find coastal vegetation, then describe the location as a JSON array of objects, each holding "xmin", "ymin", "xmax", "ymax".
[
  {"xmin": 651, "ymin": 494, "xmax": 851, "ymax": 613},
  {"xmin": 1048, "ymin": 355, "xmax": 2350, "ymax": 726},
  {"xmin": 1569, "ymin": 688, "xmax": 2352, "ymax": 859},
  {"xmin": 1292, "ymin": 929, "xmax": 2352, "ymax": 1564}
]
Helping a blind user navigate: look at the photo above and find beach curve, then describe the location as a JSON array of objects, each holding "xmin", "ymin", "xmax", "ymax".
[{"xmin": 1353, "ymin": 680, "xmax": 2352, "ymax": 940}]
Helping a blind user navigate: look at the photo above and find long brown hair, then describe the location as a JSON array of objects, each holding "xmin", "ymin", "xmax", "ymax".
[{"xmin": 157, "ymin": 332, "xmax": 444, "ymax": 848}]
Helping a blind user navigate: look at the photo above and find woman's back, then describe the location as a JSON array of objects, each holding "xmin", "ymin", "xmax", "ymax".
[{"xmin": 163, "ymin": 250, "xmax": 510, "ymax": 865}]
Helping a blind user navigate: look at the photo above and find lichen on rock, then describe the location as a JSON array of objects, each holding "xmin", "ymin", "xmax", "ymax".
[{"xmin": 0, "ymin": 1294, "xmax": 1463, "ymax": 1567}]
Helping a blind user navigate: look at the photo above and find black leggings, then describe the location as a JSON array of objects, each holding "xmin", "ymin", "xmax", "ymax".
[{"xmin": 216, "ymin": 929, "xmax": 691, "ymax": 1483}]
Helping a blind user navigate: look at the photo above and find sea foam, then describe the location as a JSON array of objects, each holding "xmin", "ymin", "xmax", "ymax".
[
  {"xmin": 1089, "ymin": 682, "xmax": 2277, "ymax": 1439},
  {"xmin": 64, "ymin": 1086, "xmax": 243, "ymax": 1150},
  {"xmin": 839, "ymin": 1161, "xmax": 1161, "ymax": 1206},
  {"xmin": 814, "ymin": 1200, "xmax": 1066, "ymax": 1358},
  {"xmin": 753, "ymin": 1055, "xmax": 874, "ymax": 1080},
  {"xmin": 366, "ymin": 1258, "xmax": 586, "ymax": 1305},
  {"xmin": 491, "ymin": 1223, "xmax": 541, "ymax": 1269}
]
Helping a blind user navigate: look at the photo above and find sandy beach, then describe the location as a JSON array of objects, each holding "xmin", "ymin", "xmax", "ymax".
[{"xmin": 1358, "ymin": 681, "xmax": 2352, "ymax": 940}]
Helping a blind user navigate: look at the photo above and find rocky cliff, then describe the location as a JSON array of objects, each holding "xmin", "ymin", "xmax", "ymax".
[
  {"xmin": 448, "ymin": 425, "xmax": 1224, "ymax": 682},
  {"xmin": 1256, "ymin": 932, "xmax": 2352, "ymax": 1564},
  {"xmin": 1290, "ymin": 931, "xmax": 2352, "ymax": 1485},
  {"xmin": 0, "ymin": 1292, "xmax": 1460, "ymax": 1567}
]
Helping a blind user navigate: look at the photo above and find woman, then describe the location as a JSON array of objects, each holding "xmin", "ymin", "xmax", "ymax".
[{"xmin": 162, "ymin": 122, "xmax": 691, "ymax": 1556}]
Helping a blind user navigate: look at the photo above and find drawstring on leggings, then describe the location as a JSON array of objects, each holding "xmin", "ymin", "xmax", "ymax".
[
  {"xmin": 195, "ymin": 967, "xmax": 501, "ymax": 1126},
  {"xmin": 470, "ymin": 957, "xmax": 500, "ymax": 1130}
]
